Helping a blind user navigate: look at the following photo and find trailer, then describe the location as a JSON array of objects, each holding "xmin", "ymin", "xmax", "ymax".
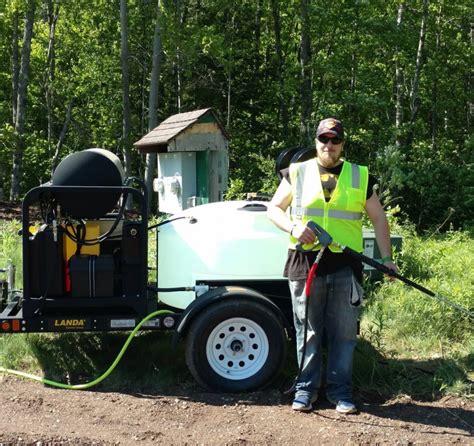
[{"xmin": 0, "ymin": 148, "xmax": 402, "ymax": 392}]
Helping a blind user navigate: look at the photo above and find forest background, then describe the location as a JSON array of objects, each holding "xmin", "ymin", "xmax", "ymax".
[{"xmin": 0, "ymin": 0, "xmax": 472, "ymax": 231}]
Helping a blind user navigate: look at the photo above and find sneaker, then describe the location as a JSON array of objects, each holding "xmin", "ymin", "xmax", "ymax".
[
  {"xmin": 292, "ymin": 394, "xmax": 318, "ymax": 412},
  {"xmin": 334, "ymin": 399, "xmax": 357, "ymax": 414}
]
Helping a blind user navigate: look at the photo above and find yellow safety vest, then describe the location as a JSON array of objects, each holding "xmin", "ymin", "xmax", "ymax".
[{"xmin": 289, "ymin": 159, "xmax": 368, "ymax": 252}]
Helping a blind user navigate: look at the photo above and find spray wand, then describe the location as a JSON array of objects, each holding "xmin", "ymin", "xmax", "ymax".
[{"xmin": 304, "ymin": 221, "xmax": 473, "ymax": 320}]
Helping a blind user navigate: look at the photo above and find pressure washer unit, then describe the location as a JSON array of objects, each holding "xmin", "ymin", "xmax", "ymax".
[{"xmin": 1, "ymin": 148, "xmax": 292, "ymax": 392}]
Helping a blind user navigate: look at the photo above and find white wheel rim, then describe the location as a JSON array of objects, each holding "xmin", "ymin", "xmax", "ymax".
[{"xmin": 206, "ymin": 317, "xmax": 269, "ymax": 380}]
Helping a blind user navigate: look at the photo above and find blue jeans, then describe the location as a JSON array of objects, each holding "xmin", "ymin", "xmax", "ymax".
[{"xmin": 289, "ymin": 267, "xmax": 361, "ymax": 402}]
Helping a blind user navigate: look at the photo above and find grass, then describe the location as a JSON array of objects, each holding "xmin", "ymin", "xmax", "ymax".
[
  {"xmin": 0, "ymin": 219, "xmax": 22, "ymax": 286},
  {"xmin": 357, "ymin": 225, "xmax": 473, "ymax": 399},
  {"xmin": 1, "ymin": 331, "xmax": 191, "ymax": 392},
  {"xmin": 1, "ymin": 218, "xmax": 473, "ymax": 398}
]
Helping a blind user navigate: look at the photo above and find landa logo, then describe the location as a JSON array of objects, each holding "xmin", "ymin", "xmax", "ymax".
[{"xmin": 54, "ymin": 319, "xmax": 86, "ymax": 329}]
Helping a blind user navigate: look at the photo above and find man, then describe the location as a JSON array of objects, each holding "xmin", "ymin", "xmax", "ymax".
[{"xmin": 267, "ymin": 118, "xmax": 398, "ymax": 414}]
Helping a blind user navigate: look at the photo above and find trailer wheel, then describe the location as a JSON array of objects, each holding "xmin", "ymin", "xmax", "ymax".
[{"xmin": 185, "ymin": 299, "xmax": 286, "ymax": 392}]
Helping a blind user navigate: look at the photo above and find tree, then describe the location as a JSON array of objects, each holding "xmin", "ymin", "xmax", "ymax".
[
  {"xmin": 395, "ymin": 2, "xmax": 405, "ymax": 149},
  {"xmin": 120, "ymin": 0, "xmax": 132, "ymax": 178},
  {"xmin": 144, "ymin": 0, "xmax": 163, "ymax": 213},
  {"xmin": 270, "ymin": 0, "xmax": 289, "ymax": 139},
  {"xmin": 44, "ymin": 0, "xmax": 59, "ymax": 159},
  {"xmin": 299, "ymin": 0, "xmax": 312, "ymax": 146},
  {"xmin": 10, "ymin": 0, "xmax": 35, "ymax": 201},
  {"xmin": 406, "ymin": 0, "xmax": 429, "ymax": 147}
]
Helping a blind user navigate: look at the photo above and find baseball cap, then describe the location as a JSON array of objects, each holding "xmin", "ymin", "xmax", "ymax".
[{"xmin": 316, "ymin": 118, "xmax": 344, "ymax": 139}]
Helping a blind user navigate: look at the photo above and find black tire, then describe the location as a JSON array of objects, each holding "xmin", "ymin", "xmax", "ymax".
[{"xmin": 185, "ymin": 298, "xmax": 287, "ymax": 392}]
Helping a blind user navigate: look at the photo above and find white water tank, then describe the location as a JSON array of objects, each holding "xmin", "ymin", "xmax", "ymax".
[{"xmin": 157, "ymin": 201, "xmax": 287, "ymax": 309}]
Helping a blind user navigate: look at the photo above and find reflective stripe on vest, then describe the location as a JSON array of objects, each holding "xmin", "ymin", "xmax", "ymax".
[{"xmin": 290, "ymin": 207, "xmax": 363, "ymax": 220}]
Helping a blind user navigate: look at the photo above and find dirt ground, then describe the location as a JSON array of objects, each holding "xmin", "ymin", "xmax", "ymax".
[
  {"xmin": 0, "ymin": 375, "xmax": 472, "ymax": 445},
  {"xmin": 0, "ymin": 201, "xmax": 22, "ymax": 221}
]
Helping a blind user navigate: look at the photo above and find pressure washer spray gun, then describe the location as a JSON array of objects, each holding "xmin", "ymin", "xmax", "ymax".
[{"xmin": 302, "ymin": 221, "xmax": 473, "ymax": 320}]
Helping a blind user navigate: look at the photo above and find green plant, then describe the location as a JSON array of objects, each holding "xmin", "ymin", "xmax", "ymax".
[
  {"xmin": 360, "ymin": 228, "xmax": 473, "ymax": 397},
  {"xmin": 0, "ymin": 220, "xmax": 22, "ymax": 285}
]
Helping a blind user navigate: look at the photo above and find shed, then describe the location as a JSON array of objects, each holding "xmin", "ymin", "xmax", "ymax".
[{"xmin": 135, "ymin": 108, "xmax": 229, "ymax": 214}]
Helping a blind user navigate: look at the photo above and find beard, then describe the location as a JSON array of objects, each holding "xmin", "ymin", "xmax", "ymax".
[{"xmin": 316, "ymin": 149, "xmax": 343, "ymax": 168}]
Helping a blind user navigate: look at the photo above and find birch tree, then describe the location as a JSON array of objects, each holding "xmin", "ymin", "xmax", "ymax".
[
  {"xmin": 406, "ymin": 0, "xmax": 429, "ymax": 147},
  {"xmin": 11, "ymin": 8, "xmax": 19, "ymax": 127},
  {"xmin": 44, "ymin": 0, "xmax": 59, "ymax": 159}
]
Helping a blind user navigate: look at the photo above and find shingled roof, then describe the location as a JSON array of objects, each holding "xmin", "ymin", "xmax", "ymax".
[{"xmin": 134, "ymin": 108, "xmax": 229, "ymax": 152}]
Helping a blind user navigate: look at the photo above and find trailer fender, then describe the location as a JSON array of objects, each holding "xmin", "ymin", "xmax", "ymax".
[{"xmin": 172, "ymin": 285, "xmax": 292, "ymax": 346}]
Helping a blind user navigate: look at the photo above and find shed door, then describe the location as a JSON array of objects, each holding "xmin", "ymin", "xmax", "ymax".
[{"xmin": 196, "ymin": 151, "xmax": 209, "ymax": 204}]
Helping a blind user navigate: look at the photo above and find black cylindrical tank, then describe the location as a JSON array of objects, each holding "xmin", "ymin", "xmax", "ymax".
[{"xmin": 52, "ymin": 148, "xmax": 125, "ymax": 218}]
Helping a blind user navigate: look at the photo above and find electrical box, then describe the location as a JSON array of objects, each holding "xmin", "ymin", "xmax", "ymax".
[
  {"xmin": 154, "ymin": 152, "xmax": 197, "ymax": 215},
  {"xmin": 363, "ymin": 230, "xmax": 403, "ymax": 280},
  {"xmin": 134, "ymin": 108, "xmax": 229, "ymax": 214}
]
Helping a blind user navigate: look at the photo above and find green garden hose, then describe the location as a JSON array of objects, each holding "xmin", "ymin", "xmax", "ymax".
[{"xmin": 0, "ymin": 309, "xmax": 173, "ymax": 390}]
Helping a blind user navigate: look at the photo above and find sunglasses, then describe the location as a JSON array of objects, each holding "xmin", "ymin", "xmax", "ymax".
[{"xmin": 317, "ymin": 135, "xmax": 343, "ymax": 145}]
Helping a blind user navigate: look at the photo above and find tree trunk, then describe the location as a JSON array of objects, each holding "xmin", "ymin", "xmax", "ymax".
[
  {"xmin": 144, "ymin": 0, "xmax": 163, "ymax": 213},
  {"xmin": 468, "ymin": 22, "xmax": 473, "ymax": 128},
  {"xmin": 406, "ymin": 0, "xmax": 429, "ymax": 147},
  {"xmin": 11, "ymin": 10, "xmax": 19, "ymax": 126},
  {"xmin": 299, "ymin": 0, "xmax": 312, "ymax": 146},
  {"xmin": 250, "ymin": 0, "xmax": 262, "ymax": 132},
  {"xmin": 45, "ymin": 0, "xmax": 59, "ymax": 159},
  {"xmin": 431, "ymin": 4, "xmax": 442, "ymax": 150},
  {"xmin": 227, "ymin": 70, "xmax": 232, "ymax": 129},
  {"xmin": 10, "ymin": 0, "xmax": 36, "ymax": 201},
  {"xmin": 174, "ymin": 0, "xmax": 184, "ymax": 112},
  {"xmin": 395, "ymin": 2, "xmax": 405, "ymax": 149},
  {"xmin": 271, "ymin": 0, "xmax": 289, "ymax": 139},
  {"xmin": 51, "ymin": 102, "xmax": 73, "ymax": 174},
  {"xmin": 120, "ymin": 0, "xmax": 132, "ymax": 178},
  {"xmin": 349, "ymin": 3, "xmax": 360, "ymax": 124},
  {"xmin": 225, "ymin": 12, "xmax": 235, "ymax": 130}
]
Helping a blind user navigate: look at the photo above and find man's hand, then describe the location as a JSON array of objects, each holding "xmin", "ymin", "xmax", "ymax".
[
  {"xmin": 383, "ymin": 260, "xmax": 399, "ymax": 281},
  {"xmin": 292, "ymin": 222, "xmax": 317, "ymax": 245}
]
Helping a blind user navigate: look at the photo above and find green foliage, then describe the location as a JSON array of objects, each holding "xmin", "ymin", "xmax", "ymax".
[
  {"xmin": 0, "ymin": 0, "xmax": 472, "ymax": 230},
  {"xmin": 0, "ymin": 333, "xmax": 38, "ymax": 370},
  {"xmin": 0, "ymin": 0, "xmax": 473, "ymax": 397},
  {"xmin": 380, "ymin": 230, "xmax": 472, "ymax": 341},
  {"xmin": 360, "ymin": 228, "xmax": 473, "ymax": 396},
  {"xmin": 1, "ymin": 331, "xmax": 190, "ymax": 392},
  {"xmin": 0, "ymin": 220, "xmax": 22, "ymax": 283}
]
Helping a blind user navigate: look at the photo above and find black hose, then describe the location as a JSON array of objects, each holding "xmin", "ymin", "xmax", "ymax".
[
  {"xmin": 147, "ymin": 285, "xmax": 194, "ymax": 293},
  {"xmin": 63, "ymin": 192, "xmax": 129, "ymax": 246},
  {"xmin": 148, "ymin": 216, "xmax": 197, "ymax": 231}
]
